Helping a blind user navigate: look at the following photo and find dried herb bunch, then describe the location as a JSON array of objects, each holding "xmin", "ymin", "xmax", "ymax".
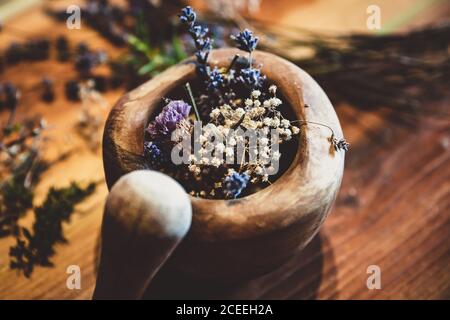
[
  {"xmin": 245, "ymin": 20, "xmax": 450, "ymax": 124},
  {"xmin": 9, "ymin": 182, "xmax": 96, "ymax": 277},
  {"xmin": 142, "ymin": 7, "xmax": 348, "ymax": 200},
  {"xmin": 0, "ymin": 101, "xmax": 96, "ymax": 277}
]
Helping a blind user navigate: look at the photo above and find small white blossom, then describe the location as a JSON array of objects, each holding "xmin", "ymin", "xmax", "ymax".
[
  {"xmin": 263, "ymin": 100, "xmax": 271, "ymax": 108},
  {"xmin": 244, "ymin": 99, "xmax": 253, "ymax": 107},
  {"xmin": 260, "ymin": 137, "xmax": 269, "ymax": 146},
  {"xmin": 284, "ymin": 128, "xmax": 292, "ymax": 137},
  {"xmin": 215, "ymin": 143, "xmax": 225, "ymax": 153},
  {"xmin": 228, "ymin": 137, "xmax": 237, "ymax": 146},
  {"xmin": 272, "ymin": 151, "xmax": 281, "ymax": 161},
  {"xmin": 222, "ymin": 127, "xmax": 230, "ymax": 135},
  {"xmin": 263, "ymin": 117, "xmax": 272, "ymax": 126},
  {"xmin": 210, "ymin": 108, "xmax": 221, "ymax": 118},
  {"xmin": 253, "ymin": 100, "xmax": 261, "ymax": 108},
  {"xmin": 270, "ymin": 98, "xmax": 282, "ymax": 107},
  {"xmin": 236, "ymin": 135, "xmax": 245, "ymax": 143},
  {"xmin": 251, "ymin": 90, "xmax": 261, "ymax": 98},
  {"xmin": 271, "ymin": 117, "xmax": 280, "ymax": 128},
  {"xmin": 235, "ymin": 108, "xmax": 245, "ymax": 117},
  {"xmin": 281, "ymin": 119, "xmax": 290, "ymax": 128},
  {"xmin": 211, "ymin": 157, "xmax": 222, "ymax": 167},
  {"xmin": 188, "ymin": 154, "xmax": 197, "ymax": 162},
  {"xmin": 269, "ymin": 85, "xmax": 277, "ymax": 95},
  {"xmin": 225, "ymin": 147, "xmax": 234, "ymax": 157},
  {"xmin": 260, "ymin": 151, "xmax": 269, "ymax": 159},
  {"xmin": 292, "ymin": 126, "xmax": 300, "ymax": 134},
  {"xmin": 199, "ymin": 135, "xmax": 207, "ymax": 144}
]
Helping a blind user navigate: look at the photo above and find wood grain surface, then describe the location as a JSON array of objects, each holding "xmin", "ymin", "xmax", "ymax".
[{"xmin": 0, "ymin": 0, "xmax": 449, "ymax": 299}]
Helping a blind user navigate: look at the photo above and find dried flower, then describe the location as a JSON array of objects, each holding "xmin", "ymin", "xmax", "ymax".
[
  {"xmin": 251, "ymin": 90, "xmax": 261, "ymax": 98},
  {"xmin": 334, "ymin": 138, "xmax": 350, "ymax": 151},
  {"xmin": 179, "ymin": 6, "xmax": 212, "ymax": 76},
  {"xmin": 207, "ymin": 67, "xmax": 224, "ymax": 91},
  {"xmin": 269, "ymin": 85, "xmax": 277, "ymax": 95},
  {"xmin": 144, "ymin": 141, "xmax": 164, "ymax": 167},
  {"xmin": 223, "ymin": 171, "xmax": 250, "ymax": 198},
  {"xmin": 239, "ymin": 67, "xmax": 266, "ymax": 89},
  {"xmin": 178, "ymin": 6, "xmax": 196, "ymax": 24},
  {"xmin": 190, "ymin": 25, "xmax": 209, "ymax": 39},
  {"xmin": 146, "ymin": 100, "xmax": 191, "ymax": 140},
  {"xmin": 231, "ymin": 29, "xmax": 259, "ymax": 53}
]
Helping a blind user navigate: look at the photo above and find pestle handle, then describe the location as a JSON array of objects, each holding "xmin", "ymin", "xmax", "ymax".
[{"xmin": 92, "ymin": 170, "xmax": 192, "ymax": 300}]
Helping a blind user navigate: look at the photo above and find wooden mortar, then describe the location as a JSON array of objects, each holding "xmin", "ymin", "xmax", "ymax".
[{"xmin": 101, "ymin": 48, "xmax": 345, "ymax": 284}]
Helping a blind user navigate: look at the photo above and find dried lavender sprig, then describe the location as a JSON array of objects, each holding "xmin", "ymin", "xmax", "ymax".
[
  {"xmin": 179, "ymin": 6, "xmax": 212, "ymax": 77},
  {"xmin": 231, "ymin": 28, "xmax": 266, "ymax": 89},
  {"xmin": 231, "ymin": 29, "xmax": 258, "ymax": 66},
  {"xmin": 238, "ymin": 67, "xmax": 266, "ymax": 89}
]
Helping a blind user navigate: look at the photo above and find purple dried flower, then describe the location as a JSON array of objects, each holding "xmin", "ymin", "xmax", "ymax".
[
  {"xmin": 206, "ymin": 67, "xmax": 224, "ymax": 91},
  {"xmin": 194, "ymin": 37, "xmax": 213, "ymax": 52},
  {"xmin": 179, "ymin": 6, "xmax": 211, "ymax": 77},
  {"xmin": 190, "ymin": 25, "xmax": 209, "ymax": 39},
  {"xmin": 144, "ymin": 141, "xmax": 164, "ymax": 167},
  {"xmin": 146, "ymin": 100, "xmax": 191, "ymax": 140},
  {"xmin": 335, "ymin": 138, "xmax": 350, "ymax": 151},
  {"xmin": 239, "ymin": 67, "xmax": 266, "ymax": 89},
  {"xmin": 195, "ymin": 50, "xmax": 209, "ymax": 64},
  {"xmin": 179, "ymin": 6, "xmax": 196, "ymax": 24},
  {"xmin": 231, "ymin": 29, "xmax": 258, "ymax": 53},
  {"xmin": 224, "ymin": 172, "xmax": 250, "ymax": 198}
]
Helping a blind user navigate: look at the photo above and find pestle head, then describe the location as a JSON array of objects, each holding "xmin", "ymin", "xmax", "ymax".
[{"xmin": 105, "ymin": 170, "xmax": 192, "ymax": 240}]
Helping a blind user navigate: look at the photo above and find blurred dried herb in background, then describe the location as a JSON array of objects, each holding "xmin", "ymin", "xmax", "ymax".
[
  {"xmin": 0, "ymin": 107, "xmax": 96, "ymax": 277},
  {"xmin": 250, "ymin": 21, "xmax": 450, "ymax": 125},
  {"xmin": 9, "ymin": 182, "xmax": 96, "ymax": 278}
]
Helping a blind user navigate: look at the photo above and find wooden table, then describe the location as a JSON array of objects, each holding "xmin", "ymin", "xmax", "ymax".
[{"xmin": 0, "ymin": 0, "xmax": 449, "ymax": 299}]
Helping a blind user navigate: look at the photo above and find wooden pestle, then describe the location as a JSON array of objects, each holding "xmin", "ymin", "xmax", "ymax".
[{"xmin": 92, "ymin": 170, "xmax": 192, "ymax": 300}]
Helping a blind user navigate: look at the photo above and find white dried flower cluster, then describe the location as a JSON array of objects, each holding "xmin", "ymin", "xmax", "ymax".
[{"xmin": 190, "ymin": 85, "xmax": 300, "ymax": 186}]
